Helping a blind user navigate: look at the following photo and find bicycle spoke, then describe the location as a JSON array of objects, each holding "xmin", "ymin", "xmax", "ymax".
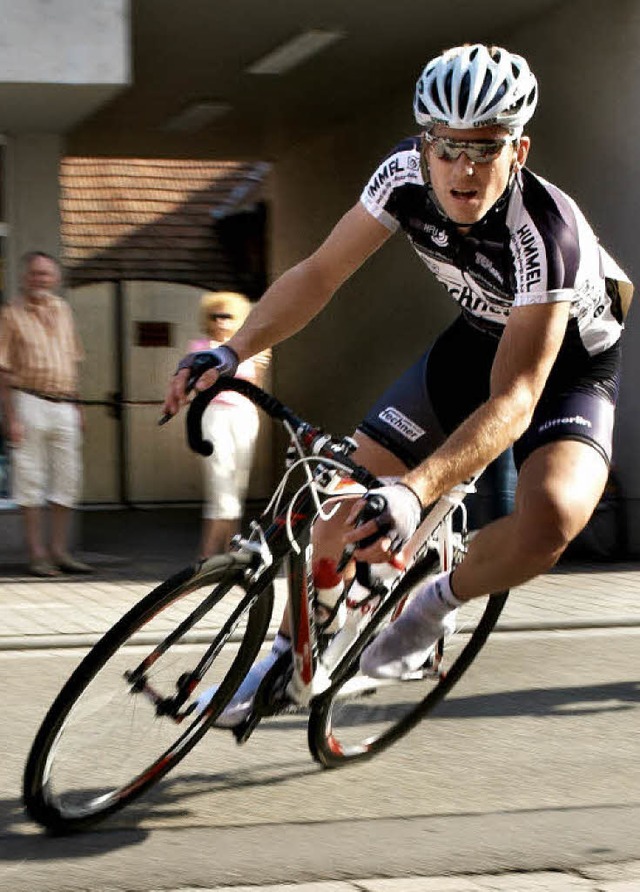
[
  {"xmin": 24, "ymin": 557, "xmax": 274, "ymax": 831},
  {"xmin": 322, "ymin": 597, "xmax": 489, "ymax": 754}
]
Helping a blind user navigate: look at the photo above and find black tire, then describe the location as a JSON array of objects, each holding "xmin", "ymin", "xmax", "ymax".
[
  {"xmin": 23, "ymin": 553, "xmax": 274, "ymax": 833},
  {"xmin": 307, "ymin": 553, "xmax": 508, "ymax": 768}
]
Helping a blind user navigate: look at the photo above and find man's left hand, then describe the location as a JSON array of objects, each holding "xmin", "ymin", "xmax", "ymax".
[{"xmin": 343, "ymin": 482, "xmax": 422, "ymax": 564}]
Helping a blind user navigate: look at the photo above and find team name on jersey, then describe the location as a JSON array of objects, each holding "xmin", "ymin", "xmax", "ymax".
[
  {"xmin": 475, "ymin": 252, "xmax": 504, "ymax": 285},
  {"xmin": 416, "ymin": 254, "xmax": 511, "ymax": 321},
  {"xmin": 365, "ymin": 151, "xmax": 421, "ymax": 204},
  {"xmin": 512, "ymin": 224, "xmax": 543, "ymax": 291}
]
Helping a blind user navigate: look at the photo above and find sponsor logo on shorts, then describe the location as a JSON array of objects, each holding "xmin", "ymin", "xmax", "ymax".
[
  {"xmin": 538, "ymin": 414, "xmax": 592, "ymax": 433},
  {"xmin": 378, "ymin": 407, "xmax": 426, "ymax": 442}
]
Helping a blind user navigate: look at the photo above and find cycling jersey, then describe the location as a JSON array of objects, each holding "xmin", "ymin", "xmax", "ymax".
[{"xmin": 360, "ymin": 136, "xmax": 632, "ymax": 356}]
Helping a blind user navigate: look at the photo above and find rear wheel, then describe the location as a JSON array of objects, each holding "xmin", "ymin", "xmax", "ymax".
[
  {"xmin": 308, "ymin": 553, "xmax": 507, "ymax": 768},
  {"xmin": 23, "ymin": 553, "xmax": 274, "ymax": 833}
]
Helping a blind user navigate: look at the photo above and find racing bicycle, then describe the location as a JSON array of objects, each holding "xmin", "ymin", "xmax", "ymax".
[{"xmin": 23, "ymin": 378, "xmax": 509, "ymax": 833}]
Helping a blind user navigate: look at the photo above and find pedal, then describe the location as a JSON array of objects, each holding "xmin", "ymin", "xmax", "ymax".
[{"xmin": 230, "ymin": 650, "xmax": 293, "ymax": 745}]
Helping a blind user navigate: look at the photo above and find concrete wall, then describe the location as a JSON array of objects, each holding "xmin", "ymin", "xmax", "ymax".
[
  {"xmin": 5, "ymin": 134, "xmax": 62, "ymax": 293},
  {"xmin": 271, "ymin": 116, "xmax": 457, "ymax": 437},
  {"xmin": 269, "ymin": 0, "xmax": 640, "ymax": 550},
  {"xmin": 504, "ymin": 0, "xmax": 640, "ymax": 548},
  {"xmin": 0, "ymin": 0, "xmax": 129, "ymax": 85}
]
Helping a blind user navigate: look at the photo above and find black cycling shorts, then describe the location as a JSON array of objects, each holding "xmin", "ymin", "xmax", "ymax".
[{"xmin": 359, "ymin": 315, "xmax": 620, "ymax": 472}]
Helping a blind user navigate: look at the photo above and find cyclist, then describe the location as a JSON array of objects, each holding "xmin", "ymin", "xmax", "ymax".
[{"xmin": 165, "ymin": 44, "xmax": 632, "ymax": 716}]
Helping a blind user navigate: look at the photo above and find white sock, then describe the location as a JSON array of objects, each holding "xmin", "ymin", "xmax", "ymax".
[
  {"xmin": 196, "ymin": 632, "xmax": 291, "ymax": 717},
  {"xmin": 385, "ymin": 569, "xmax": 463, "ymax": 639},
  {"xmin": 360, "ymin": 571, "xmax": 462, "ymax": 679},
  {"xmin": 416, "ymin": 570, "xmax": 463, "ymax": 618}
]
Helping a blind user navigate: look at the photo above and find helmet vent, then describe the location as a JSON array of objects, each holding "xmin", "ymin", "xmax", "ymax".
[
  {"xmin": 477, "ymin": 69, "xmax": 493, "ymax": 107},
  {"xmin": 413, "ymin": 44, "xmax": 538, "ymax": 131},
  {"xmin": 483, "ymin": 79, "xmax": 509, "ymax": 112},
  {"xmin": 458, "ymin": 70, "xmax": 471, "ymax": 118},
  {"xmin": 429, "ymin": 80, "xmax": 444, "ymax": 114},
  {"xmin": 444, "ymin": 69, "xmax": 454, "ymax": 108}
]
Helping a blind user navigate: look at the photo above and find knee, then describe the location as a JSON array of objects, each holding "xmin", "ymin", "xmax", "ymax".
[{"xmin": 512, "ymin": 497, "xmax": 583, "ymax": 568}]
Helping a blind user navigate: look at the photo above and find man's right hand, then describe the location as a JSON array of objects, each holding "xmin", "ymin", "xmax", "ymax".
[{"xmin": 162, "ymin": 346, "xmax": 239, "ymax": 419}]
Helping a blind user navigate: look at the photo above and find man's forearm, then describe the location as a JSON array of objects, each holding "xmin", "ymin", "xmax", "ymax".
[
  {"xmin": 404, "ymin": 394, "xmax": 530, "ymax": 506},
  {"xmin": 226, "ymin": 259, "xmax": 336, "ymax": 362}
]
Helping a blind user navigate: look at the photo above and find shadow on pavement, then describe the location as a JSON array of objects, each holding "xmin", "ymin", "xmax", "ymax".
[
  {"xmin": 0, "ymin": 756, "xmax": 317, "ymax": 845},
  {"xmin": 431, "ymin": 678, "xmax": 640, "ymax": 720},
  {"xmin": 0, "ymin": 794, "xmax": 148, "ymax": 858}
]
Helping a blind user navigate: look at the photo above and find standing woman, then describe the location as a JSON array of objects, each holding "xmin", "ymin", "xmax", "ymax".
[{"xmin": 189, "ymin": 291, "xmax": 269, "ymax": 558}]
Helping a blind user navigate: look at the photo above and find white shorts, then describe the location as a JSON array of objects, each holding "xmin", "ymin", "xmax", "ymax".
[
  {"xmin": 11, "ymin": 391, "xmax": 82, "ymax": 508},
  {"xmin": 201, "ymin": 402, "xmax": 260, "ymax": 520}
]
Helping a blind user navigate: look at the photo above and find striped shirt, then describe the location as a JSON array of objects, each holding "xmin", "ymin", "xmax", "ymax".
[{"xmin": 0, "ymin": 294, "xmax": 84, "ymax": 397}]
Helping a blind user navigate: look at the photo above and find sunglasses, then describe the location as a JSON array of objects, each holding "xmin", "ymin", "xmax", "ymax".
[
  {"xmin": 424, "ymin": 133, "xmax": 516, "ymax": 164},
  {"xmin": 208, "ymin": 312, "xmax": 234, "ymax": 320}
]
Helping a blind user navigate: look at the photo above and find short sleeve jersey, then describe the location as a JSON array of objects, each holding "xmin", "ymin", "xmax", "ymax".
[{"xmin": 360, "ymin": 136, "xmax": 632, "ymax": 356}]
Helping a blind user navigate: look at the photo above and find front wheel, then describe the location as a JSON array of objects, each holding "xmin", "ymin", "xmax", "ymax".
[
  {"xmin": 308, "ymin": 554, "xmax": 508, "ymax": 768},
  {"xmin": 23, "ymin": 553, "xmax": 274, "ymax": 833}
]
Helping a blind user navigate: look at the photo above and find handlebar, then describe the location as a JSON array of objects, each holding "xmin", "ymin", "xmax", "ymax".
[
  {"xmin": 186, "ymin": 378, "xmax": 304, "ymax": 456},
  {"xmin": 183, "ymin": 377, "xmax": 380, "ymax": 491},
  {"xmin": 179, "ymin": 377, "xmax": 401, "ymax": 569}
]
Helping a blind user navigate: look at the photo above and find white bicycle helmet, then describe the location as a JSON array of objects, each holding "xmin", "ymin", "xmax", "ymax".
[{"xmin": 414, "ymin": 44, "xmax": 538, "ymax": 135}]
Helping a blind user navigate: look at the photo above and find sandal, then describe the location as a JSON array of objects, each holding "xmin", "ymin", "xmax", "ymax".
[{"xmin": 28, "ymin": 559, "xmax": 61, "ymax": 578}]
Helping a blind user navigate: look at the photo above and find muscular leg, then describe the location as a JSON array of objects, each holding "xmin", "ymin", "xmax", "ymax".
[
  {"xmin": 360, "ymin": 438, "xmax": 609, "ymax": 679},
  {"xmin": 452, "ymin": 439, "xmax": 609, "ymax": 600}
]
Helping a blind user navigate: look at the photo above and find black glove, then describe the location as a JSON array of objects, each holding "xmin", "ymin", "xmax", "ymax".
[
  {"xmin": 175, "ymin": 346, "xmax": 240, "ymax": 382},
  {"xmin": 356, "ymin": 482, "xmax": 423, "ymax": 553}
]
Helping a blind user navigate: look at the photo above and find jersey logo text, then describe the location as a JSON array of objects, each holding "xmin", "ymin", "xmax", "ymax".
[
  {"xmin": 378, "ymin": 407, "xmax": 426, "ymax": 442},
  {"xmin": 538, "ymin": 414, "xmax": 592, "ymax": 433},
  {"xmin": 514, "ymin": 224, "xmax": 543, "ymax": 291}
]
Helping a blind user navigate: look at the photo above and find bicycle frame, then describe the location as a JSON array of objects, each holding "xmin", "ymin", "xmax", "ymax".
[
  {"xmin": 187, "ymin": 378, "xmax": 480, "ymax": 717},
  {"xmin": 21, "ymin": 379, "xmax": 497, "ymax": 833}
]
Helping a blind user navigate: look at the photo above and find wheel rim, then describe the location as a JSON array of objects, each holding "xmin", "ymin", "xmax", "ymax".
[
  {"xmin": 35, "ymin": 566, "xmax": 260, "ymax": 822},
  {"xmin": 320, "ymin": 594, "xmax": 499, "ymax": 758}
]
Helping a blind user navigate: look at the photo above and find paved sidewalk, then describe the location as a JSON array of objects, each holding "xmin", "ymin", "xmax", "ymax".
[
  {"xmin": 3, "ymin": 503, "xmax": 639, "ymax": 649},
  {"xmin": 1, "ymin": 550, "xmax": 640, "ymax": 650}
]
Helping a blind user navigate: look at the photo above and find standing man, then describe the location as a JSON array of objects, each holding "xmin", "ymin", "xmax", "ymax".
[{"xmin": 0, "ymin": 251, "xmax": 92, "ymax": 577}]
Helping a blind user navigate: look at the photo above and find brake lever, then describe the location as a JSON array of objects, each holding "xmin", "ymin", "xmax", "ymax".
[
  {"xmin": 335, "ymin": 494, "xmax": 387, "ymax": 572},
  {"xmin": 158, "ymin": 371, "xmax": 199, "ymax": 426}
]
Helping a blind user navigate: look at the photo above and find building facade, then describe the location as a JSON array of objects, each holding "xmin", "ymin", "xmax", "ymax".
[{"xmin": 1, "ymin": 0, "xmax": 639, "ymax": 555}]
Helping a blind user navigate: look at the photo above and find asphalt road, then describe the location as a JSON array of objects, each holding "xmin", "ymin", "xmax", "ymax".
[{"xmin": 1, "ymin": 627, "xmax": 640, "ymax": 891}]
